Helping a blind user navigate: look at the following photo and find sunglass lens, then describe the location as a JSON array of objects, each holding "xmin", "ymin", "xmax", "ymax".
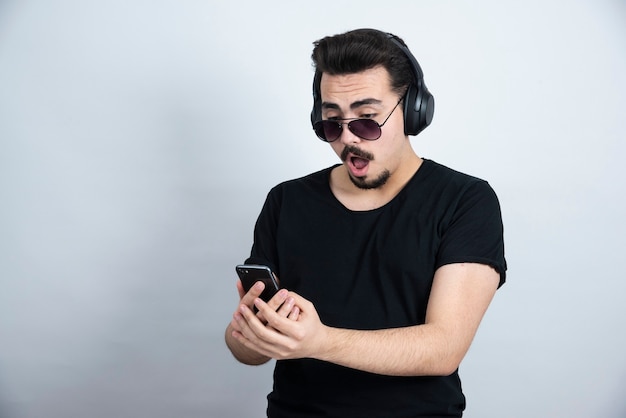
[
  {"xmin": 314, "ymin": 121, "xmax": 341, "ymax": 142},
  {"xmin": 348, "ymin": 119, "xmax": 381, "ymax": 140}
]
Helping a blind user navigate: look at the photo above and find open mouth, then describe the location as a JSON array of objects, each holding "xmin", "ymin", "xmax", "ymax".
[
  {"xmin": 346, "ymin": 154, "xmax": 370, "ymax": 177},
  {"xmin": 350, "ymin": 156, "xmax": 369, "ymax": 170},
  {"xmin": 341, "ymin": 146, "xmax": 374, "ymax": 177}
]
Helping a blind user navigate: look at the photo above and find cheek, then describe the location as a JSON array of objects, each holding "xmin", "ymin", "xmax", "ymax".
[
  {"xmin": 371, "ymin": 136, "xmax": 402, "ymax": 163},
  {"xmin": 330, "ymin": 142, "xmax": 344, "ymax": 158}
]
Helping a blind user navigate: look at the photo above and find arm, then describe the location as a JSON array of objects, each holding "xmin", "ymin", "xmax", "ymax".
[{"xmin": 231, "ymin": 262, "xmax": 499, "ymax": 376}]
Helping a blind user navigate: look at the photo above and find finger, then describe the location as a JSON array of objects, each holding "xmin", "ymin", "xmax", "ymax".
[
  {"xmin": 237, "ymin": 303, "xmax": 291, "ymax": 354},
  {"xmin": 287, "ymin": 306, "xmax": 300, "ymax": 321},
  {"xmin": 240, "ymin": 281, "xmax": 266, "ymax": 306},
  {"xmin": 254, "ymin": 288, "xmax": 286, "ymax": 324},
  {"xmin": 266, "ymin": 288, "xmax": 290, "ymax": 312},
  {"xmin": 234, "ymin": 306, "xmax": 262, "ymax": 342},
  {"xmin": 236, "ymin": 279, "xmax": 246, "ymax": 299},
  {"xmin": 234, "ymin": 281, "xmax": 268, "ymax": 327},
  {"xmin": 230, "ymin": 311, "xmax": 245, "ymax": 333},
  {"xmin": 276, "ymin": 295, "xmax": 296, "ymax": 318},
  {"xmin": 231, "ymin": 325, "xmax": 277, "ymax": 360},
  {"xmin": 286, "ymin": 291, "xmax": 314, "ymax": 313},
  {"xmin": 254, "ymin": 298, "xmax": 299, "ymax": 336},
  {"xmin": 240, "ymin": 301, "xmax": 314, "ymax": 360}
]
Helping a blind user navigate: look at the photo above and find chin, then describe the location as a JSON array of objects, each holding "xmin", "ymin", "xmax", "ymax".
[{"xmin": 349, "ymin": 169, "xmax": 391, "ymax": 190}]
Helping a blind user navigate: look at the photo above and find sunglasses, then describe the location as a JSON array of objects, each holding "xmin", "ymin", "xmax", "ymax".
[{"xmin": 313, "ymin": 97, "xmax": 403, "ymax": 142}]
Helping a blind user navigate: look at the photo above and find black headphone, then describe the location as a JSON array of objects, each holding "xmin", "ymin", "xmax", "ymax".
[{"xmin": 310, "ymin": 32, "xmax": 434, "ymax": 136}]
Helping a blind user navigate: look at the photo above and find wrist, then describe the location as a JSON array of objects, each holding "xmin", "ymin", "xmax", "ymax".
[{"xmin": 313, "ymin": 325, "xmax": 341, "ymax": 363}]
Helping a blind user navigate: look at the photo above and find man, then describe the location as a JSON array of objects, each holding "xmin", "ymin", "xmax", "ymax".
[{"xmin": 225, "ymin": 28, "xmax": 506, "ymax": 417}]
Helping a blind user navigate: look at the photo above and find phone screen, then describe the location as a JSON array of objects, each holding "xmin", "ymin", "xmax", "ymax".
[{"xmin": 235, "ymin": 264, "xmax": 280, "ymax": 302}]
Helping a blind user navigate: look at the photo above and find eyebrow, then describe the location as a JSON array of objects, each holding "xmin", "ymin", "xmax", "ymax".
[{"xmin": 321, "ymin": 98, "xmax": 383, "ymax": 111}]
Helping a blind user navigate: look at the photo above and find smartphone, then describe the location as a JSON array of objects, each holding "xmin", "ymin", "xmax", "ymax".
[{"xmin": 235, "ymin": 264, "xmax": 280, "ymax": 303}]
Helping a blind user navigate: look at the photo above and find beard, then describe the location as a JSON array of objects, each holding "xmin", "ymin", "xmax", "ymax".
[
  {"xmin": 340, "ymin": 145, "xmax": 390, "ymax": 190},
  {"xmin": 348, "ymin": 169, "xmax": 391, "ymax": 189}
]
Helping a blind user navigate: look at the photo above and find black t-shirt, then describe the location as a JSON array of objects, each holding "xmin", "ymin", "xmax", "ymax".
[{"xmin": 247, "ymin": 159, "xmax": 507, "ymax": 417}]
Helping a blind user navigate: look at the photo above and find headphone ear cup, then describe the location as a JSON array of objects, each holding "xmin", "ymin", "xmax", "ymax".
[
  {"xmin": 422, "ymin": 90, "xmax": 435, "ymax": 132},
  {"xmin": 403, "ymin": 83, "xmax": 434, "ymax": 136},
  {"xmin": 310, "ymin": 75, "xmax": 321, "ymax": 128},
  {"xmin": 310, "ymin": 99, "xmax": 320, "ymax": 128},
  {"xmin": 403, "ymin": 84, "xmax": 419, "ymax": 136}
]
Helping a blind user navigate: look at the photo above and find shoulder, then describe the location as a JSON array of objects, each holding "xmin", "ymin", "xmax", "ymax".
[
  {"xmin": 422, "ymin": 161, "xmax": 507, "ymax": 284},
  {"xmin": 414, "ymin": 159, "xmax": 498, "ymax": 204},
  {"xmin": 268, "ymin": 165, "xmax": 336, "ymax": 197},
  {"xmin": 420, "ymin": 159, "xmax": 487, "ymax": 187}
]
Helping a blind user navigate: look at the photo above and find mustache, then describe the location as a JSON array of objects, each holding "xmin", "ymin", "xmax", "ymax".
[{"xmin": 340, "ymin": 145, "xmax": 374, "ymax": 162}]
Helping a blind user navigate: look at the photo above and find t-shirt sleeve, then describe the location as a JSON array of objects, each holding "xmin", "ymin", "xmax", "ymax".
[
  {"xmin": 245, "ymin": 186, "xmax": 282, "ymax": 275},
  {"xmin": 436, "ymin": 180, "xmax": 507, "ymax": 287}
]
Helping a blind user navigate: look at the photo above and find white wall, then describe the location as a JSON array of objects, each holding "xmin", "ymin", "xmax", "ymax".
[{"xmin": 1, "ymin": 1, "xmax": 624, "ymax": 417}]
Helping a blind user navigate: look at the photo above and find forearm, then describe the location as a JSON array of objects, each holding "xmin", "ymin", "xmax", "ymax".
[
  {"xmin": 235, "ymin": 298, "xmax": 467, "ymax": 376},
  {"xmin": 315, "ymin": 264, "xmax": 499, "ymax": 376},
  {"xmin": 317, "ymin": 324, "xmax": 464, "ymax": 377},
  {"xmin": 232, "ymin": 263, "xmax": 499, "ymax": 376}
]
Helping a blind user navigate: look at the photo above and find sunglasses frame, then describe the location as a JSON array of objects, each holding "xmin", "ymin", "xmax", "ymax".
[{"xmin": 313, "ymin": 96, "xmax": 403, "ymax": 142}]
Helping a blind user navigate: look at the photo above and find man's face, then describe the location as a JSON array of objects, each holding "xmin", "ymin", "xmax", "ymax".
[{"xmin": 319, "ymin": 66, "xmax": 408, "ymax": 190}]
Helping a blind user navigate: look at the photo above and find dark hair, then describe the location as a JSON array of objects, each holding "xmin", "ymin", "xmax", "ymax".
[{"xmin": 311, "ymin": 28, "xmax": 415, "ymax": 97}]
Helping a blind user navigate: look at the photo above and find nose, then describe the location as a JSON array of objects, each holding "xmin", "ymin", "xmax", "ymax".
[{"xmin": 338, "ymin": 122, "xmax": 362, "ymax": 145}]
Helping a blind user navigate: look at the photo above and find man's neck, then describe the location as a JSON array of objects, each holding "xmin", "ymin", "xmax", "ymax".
[{"xmin": 329, "ymin": 154, "xmax": 423, "ymax": 211}]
